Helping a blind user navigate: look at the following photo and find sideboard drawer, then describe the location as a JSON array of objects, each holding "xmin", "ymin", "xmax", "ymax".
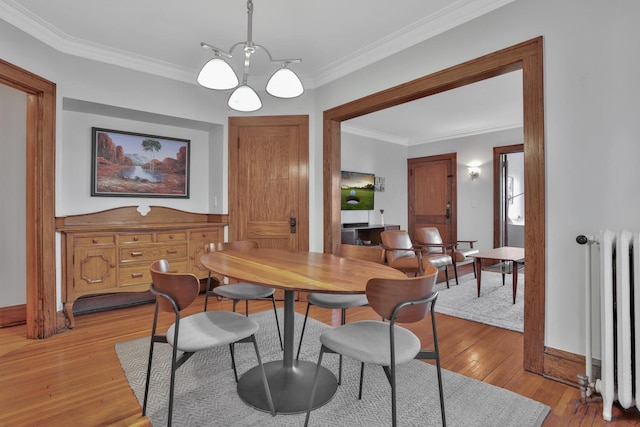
[
  {"xmin": 118, "ymin": 261, "xmax": 190, "ymax": 287},
  {"xmin": 118, "ymin": 264, "xmax": 152, "ymax": 287},
  {"xmin": 156, "ymin": 231, "xmax": 188, "ymax": 242},
  {"xmin": 75, "ymin": 234, "xmax": 116, "ymax": 246},
  {"xmin": 119, "ymin": 233, "xmax": 154, "ymax": 244},
  {"xmin": 119, "ymin": 243, "xmax": 188, "ymax": 263}
]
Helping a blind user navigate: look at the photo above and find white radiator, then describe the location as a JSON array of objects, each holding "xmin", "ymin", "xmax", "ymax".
[{"xmin": 577, "ymin": 230, "xmax": 639, "ymax": 421}]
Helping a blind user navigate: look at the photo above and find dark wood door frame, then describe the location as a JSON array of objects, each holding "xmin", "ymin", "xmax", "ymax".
[
  {"xmin": 0, "ymin": 59, "xmax": 57, "ymax": 339},
  {"xmin": 323, "ymin": 37, "xmax": 545, "ymax": 374}
]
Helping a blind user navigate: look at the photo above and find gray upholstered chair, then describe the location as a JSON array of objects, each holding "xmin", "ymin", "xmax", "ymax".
[
  {"xmin": 304, "ymin": 265, "xmax": 446, "ymax": 427},
  {"xmin": 143, "ymin": 260, "xmax": 275, "ymax": 426},
  {"xmin": 295, "ymin": 244, "xmax": 385, "ymax": 383},
  {"xmin": 415, "ymin": 226, "xmax": 478, "ymax": 285},
  {"xmin": 204, "ymin": 240, "xmax": 283, "ymax": 351},
  {"xmin": 380, "ymin": 229, "xmax": 453, "ymax": 287}
]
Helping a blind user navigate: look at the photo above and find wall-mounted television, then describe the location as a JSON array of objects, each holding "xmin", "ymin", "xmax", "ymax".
[{"xmin": 341, "ymin": 170, "xmax": 375, "ymax": 210}]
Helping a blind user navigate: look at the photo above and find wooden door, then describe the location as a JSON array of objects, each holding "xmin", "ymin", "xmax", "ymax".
[
  {"xmin": 229, "ymin": 115, "xmax": 309, "ymax": 251},
  {"xmin": 407, "ymin": 153, "xmax": 457, "ymax": 243}
]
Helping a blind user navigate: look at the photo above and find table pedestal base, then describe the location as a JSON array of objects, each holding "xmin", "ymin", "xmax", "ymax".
[{"xmin": 237, "ymin": 359, "xmax": 338, "ymax": 414}]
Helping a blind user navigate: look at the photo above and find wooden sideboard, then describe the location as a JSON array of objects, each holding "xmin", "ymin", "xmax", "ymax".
[{"xmin": 56, "ymin": 206, "xmax": 228, "ymax": 328}]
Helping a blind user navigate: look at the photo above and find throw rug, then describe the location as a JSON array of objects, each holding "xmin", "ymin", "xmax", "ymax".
[
  {"xmin": 434, "ymin": 272, "xmax": 524, "ymax": 332},
  {"xmin": 115, "ymin": 309, "xmax": 547, "ymax": 426}
]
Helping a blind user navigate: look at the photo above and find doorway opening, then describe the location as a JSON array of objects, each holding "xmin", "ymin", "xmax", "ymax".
[
  {"xmin": 494, "ymin": 144, "xmax": 525, "ymax": 249},
  {"xmin": 323, "ymin": 37, "xmax": 545, "ymax": 374}
]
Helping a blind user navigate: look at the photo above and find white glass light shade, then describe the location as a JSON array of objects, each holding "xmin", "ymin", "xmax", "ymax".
[
  {"xmin": 266, "ymin": 66, "xmax": 304, "ymax": 98},
  {"xmin": 197, "ymin": 57, "xmax": 239, "ymax": 90},
  {"xmin": 227, "ymin": 85, "xmax": 262, "ymax": 112}
]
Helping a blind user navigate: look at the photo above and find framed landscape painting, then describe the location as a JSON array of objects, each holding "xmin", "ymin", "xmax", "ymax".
[{"xmin": 91, "ymin": 128, "xmax": 190, "ymax": 198}]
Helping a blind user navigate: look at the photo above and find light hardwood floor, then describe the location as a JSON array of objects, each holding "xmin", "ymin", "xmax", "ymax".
[{"xmin": 1, "ymin": 281, "xmax": 639, "ymax": 426}]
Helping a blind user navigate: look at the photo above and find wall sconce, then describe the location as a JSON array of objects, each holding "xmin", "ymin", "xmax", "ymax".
[{"xmin": 468, "ymin": 167, "xmax": 481, "ymax": 180}]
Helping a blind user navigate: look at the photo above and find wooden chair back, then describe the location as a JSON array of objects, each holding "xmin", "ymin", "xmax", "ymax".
[
  {"xmin": 337, "ymin": 244, "xmax": 385, "ymax": 264},
  {"xmin": 366, "ymin": 265, "xmax": 438, "ymax": 323},
  {"xmin": 149, "ymin": 260, "xmax": 200, "ymax": 313},
  {"xmin": 205, "ymin": 240, "xmax": 258, "ymax": 254},
  {"xmin": 415, "ymin": 227, "xmax": 446, "ymax": 254},
  {"xmin": 380, "ymin": 230, "xmax": 416, "ymax": 264}
]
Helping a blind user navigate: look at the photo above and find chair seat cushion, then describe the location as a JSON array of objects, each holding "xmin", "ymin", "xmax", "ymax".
[
  {"xmin": 425, "ymin": 254, "xmax": 452, "ymax": 268},
  {"xmin": 213, "ymin": 283, "xmax": 275, "ymax": 300},
  {"xmin": 454, "ymin": 249, "xmax": 479, "ymax": 262},
  {"xmin": 388, "ymin": 256, "xmax": 427, "ymax": 272},
  {"xmin": 308, "ymin": 293, "xmax": 368, "ymax": 309},
  {"xmin": 320, "ymin": 320, "xmax": 420, "ymax": 366},
  {"xmin": 167, "ymin": 311, "xmax": 259, "ymax": 352}
]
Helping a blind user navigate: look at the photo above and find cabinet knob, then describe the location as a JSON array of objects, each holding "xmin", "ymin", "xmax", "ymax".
[
  {"xmin": 133, "ymin": 236, "xmax": 139, "ymax": 241},
  {"xmin": 131, "ymin": 251, "xmax": 143, "ymax": 257},
  {"xmin": 92, "ymin": 239, "xmax": 98, "ymax": 244},
  {"xmin": 131, "ymin": 273, "xmax": 143, "ymax": 278}
]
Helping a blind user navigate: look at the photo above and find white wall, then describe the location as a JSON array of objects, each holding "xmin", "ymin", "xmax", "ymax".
[
  {"xmin": 341, "ymin": 133, "xmax": 408, "ymax": 228},
  {"xmin": 0, "ymin": 84, "xmax": 26, "ymax": 307},
  {"xmin": 313, "ymin": 0, "xmax": 640, "ymax": 357},
  {"xmin": 3, "ymin": 0, "xmax": 640, "ymax": 359},
  {"xmin": 60, "ymin": 108, "xmax": 217, "ymax": 215}
]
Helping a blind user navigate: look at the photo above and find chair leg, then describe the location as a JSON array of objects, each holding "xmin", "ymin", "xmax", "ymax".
[
  {"xmin": 336, "ymin": 308, "xmax": 348, "ymax": 385},
  {"xmin": 453, "ymin": 262, "xmax": 459, "ymax": 285},
  {"xmin": 142, "ymin": 339, "xmax": 155, "ymax": 416},
  {"xmin": 250, "ymin": 335, "xmax": 276, "ymax": 416},
  {"xmin": 304, "ymin": 345, "xmax": 326, "ymax": 427},
  {"xmin": 390, "ymin": 361, "xmax": 398, "ymax": 427},
  {"xmin": 229, "ymin": 343, "xmax": 239, "ymax": 382},
  {"xmin": 472, "ymin": 260, "xmax": 477, "ymax": 278},
  {"xmin": 444, "ymin": 267, "xmax": 450, "ymax": 288},
  {"xmin": 431, "ymin": 308, "xmax": 447, "ymax": 426},
  {"xmin": 143, "ymin": 304, "xmax": 160, "ymax": 416},
  {"xmin": 296, "ymin": 302, "xmax": 312, "ymax": 360},
  {"xmin": 270, "ymin": 295, "xmax": 283, "ymax": 350},
  {"xmin": 166, "ymin": 343, "xmax": 181, "ymax": 427},
  {"xmin": 204, "ymin": 272, "xmax": 212, "ymax": 311},
  {"xmin": 358, "ymin": 362, "xmax": 365, "ymax": 400},
  {"xmin": 416, "ymin": 303, "xmax": 447, "ymax": 426}
]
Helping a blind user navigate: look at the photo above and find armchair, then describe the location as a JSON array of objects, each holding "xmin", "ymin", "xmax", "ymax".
[
  {"xmin": 380, "ymin": 230, "xmax": 453, "ymax": 287},
  {"xmin": 414, "ymin": 227, "xmax": 478, "ymax": 286}
]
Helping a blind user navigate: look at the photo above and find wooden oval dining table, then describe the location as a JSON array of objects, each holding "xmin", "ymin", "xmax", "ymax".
[{"xmin": 200, "ymin": 247, "xmax": 405, "ymax": 414}]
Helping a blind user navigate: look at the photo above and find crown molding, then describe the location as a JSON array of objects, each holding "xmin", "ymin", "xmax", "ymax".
[
  {"xmin": 407, "ymin": 122, "xmax": 522, "ymax": 146},
  {"xmin": 311, "ymin": 0, "xmax": 515, "ymax": 88},
  {"xmin": 341, "ymin": 123, "xmax": 409, "ymax": 146},
  {"xmin": 342, "ymin": 121, "xmax": 522, "ymax": 146},
  {"xmin": 1, "ymin": 0, "xmax": 514, "ymax": 88},
  {"xmin": 0, "ymin": 0, "xmax": 195, "ymax": 83}
]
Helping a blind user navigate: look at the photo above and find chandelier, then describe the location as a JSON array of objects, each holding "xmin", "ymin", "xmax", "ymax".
[{"xmin": 196, "ymin": 0, "xmax": 304, "ymax": 112}]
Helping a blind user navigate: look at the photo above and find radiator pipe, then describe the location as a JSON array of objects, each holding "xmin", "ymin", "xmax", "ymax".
[{"xmin": 576, "ymin": 234, "xmax": 598, "ymax": 400}]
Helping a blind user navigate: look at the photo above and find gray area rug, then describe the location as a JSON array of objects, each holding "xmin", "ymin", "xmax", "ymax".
[
  {"xmin": 116, "ymin": 309, "xmax": 547, "ymax": 426},
  {"xmin": 434, "ymin": 271, "xmax": 524, "ymax": 332}
]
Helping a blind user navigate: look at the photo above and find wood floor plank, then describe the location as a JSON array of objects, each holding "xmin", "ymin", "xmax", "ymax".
[{"xmin": 0, "ymin": 292, "xmax": 638, "ymax": 426}]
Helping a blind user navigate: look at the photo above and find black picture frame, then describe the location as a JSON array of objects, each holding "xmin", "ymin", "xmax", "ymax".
[{"xmin": 91, "ymin": 127, "xmax": 190, "ymax": 198}]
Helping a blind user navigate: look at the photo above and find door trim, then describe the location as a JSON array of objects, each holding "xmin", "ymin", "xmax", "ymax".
[
  {"xmin": 0, "ymin": 59, "xmax": 57, "ymax": 338},
  {"xmin": 323, "ymin": 37, "xmax": 545, "ymax": 374}
]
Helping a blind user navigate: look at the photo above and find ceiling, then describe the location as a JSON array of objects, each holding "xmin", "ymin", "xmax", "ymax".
[{"xmin": 0, "ymin": 0, "xmax": 522, "ymax": 144}]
